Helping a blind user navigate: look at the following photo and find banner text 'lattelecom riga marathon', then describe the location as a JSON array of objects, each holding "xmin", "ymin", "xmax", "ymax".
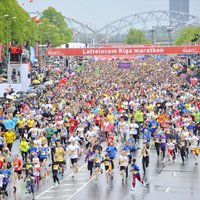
[{"xmin": 46, "ymin": 46, "xmax": 200, "ymax": 56}]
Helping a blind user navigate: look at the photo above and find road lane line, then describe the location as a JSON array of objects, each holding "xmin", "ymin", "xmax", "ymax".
[
  {"xmin": 35, "ymin": 163, "xmax": 88, "ymax": 199},
  {"xmin": 38, "ymin": 195, "xmax": 71, "ymax": 199},
  {"xmin": 35, "ymin": 145, "xmax": 108, "ymax": 199},
  {"xmin": 47, "ymin": 189, "xmax": 77, "ymax": 192},
  {"xmin": 57, "ymin": 183, "xmax": 86, "ymax": 186},
  {"xmin": 66, "ymin": 177, "xmax": 95, "ymax": 200},
  {"xmin": 165, "ymin": 187, "xmax": 170, "ymax": 192}
]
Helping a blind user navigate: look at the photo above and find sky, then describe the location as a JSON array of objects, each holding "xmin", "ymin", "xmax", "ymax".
[{"xmin": 17, "ymin": 0, "xmax": 200, "ymax": 29}]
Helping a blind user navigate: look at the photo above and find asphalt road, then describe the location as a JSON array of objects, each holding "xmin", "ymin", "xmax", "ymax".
[{"xmin": 5, "ymin": 140, "xmax": 200, "ymax": 200}]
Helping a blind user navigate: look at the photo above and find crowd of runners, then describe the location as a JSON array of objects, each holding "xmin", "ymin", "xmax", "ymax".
[{"xmin": 0, "ymin": 56, "xmax": 199, "ymax": 199}]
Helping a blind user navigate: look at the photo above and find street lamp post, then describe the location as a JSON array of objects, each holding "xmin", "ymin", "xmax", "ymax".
[
  {"xmin": 150, "ymin": 27, "xmax": 156, "ymax": 44},
  {"xmin": 3, "ymin": 14, "xmax": 9, "ymax": 64},
  {"xmin": 166, "ymin": 26, "xmax": 173, "ymax": 46}
]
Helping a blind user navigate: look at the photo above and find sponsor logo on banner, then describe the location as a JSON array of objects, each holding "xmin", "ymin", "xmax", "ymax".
[
  {"xmin": 118, "ymin": 62, "xmax": 131, "ymax": 69},
  {"xmin": 46, "ymin": 45, "xmax": 200, "ymax": 56}
]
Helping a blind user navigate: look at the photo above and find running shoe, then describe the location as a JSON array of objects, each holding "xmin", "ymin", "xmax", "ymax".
[{"xmin": 131, "ymin": 187, "xmax": 135, "ymax": 191}]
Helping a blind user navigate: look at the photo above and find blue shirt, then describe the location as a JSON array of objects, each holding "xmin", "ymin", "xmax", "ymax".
[
  {"xmin": 131, "ymin": 164, "xmax": 140, "ymax": 174},
  {"xmin": 149, "ymin": 121, "xmax": 159, "ymax": 132},
  {"xmin": 142, "ymin": 133, "xmax": 150, "ymax": 143},
  {"xmin": 3, "ymin": 119, "xmax": 16, "ymax": 130},
  {"xmin": 38, "ymin": 146, "xmax": 47, "ymax": 159},
  {"xmin": 0, "ymin": 169, "xmax": 11, "ymax": 184},
  {"xmin": 106, "ymin": 146, "xmax": 117, "ymax": 158},
  {"xmin": 123, "ymin": 145, "xmax": 132, "ymax": 155},
  {"xmin": 128, "ymin": 138, "xmax": 136, "ymax": 150},
  {"xmin": 160, "ymin": 136, "xmax": 167, "ymax": 148},
  {"xmin": 51, "ymin": 138, "xmax": 57, "ymax": 149},
  {"xmin": 28, "ymin": 147, "xmax": 38, "ymax": 158}
]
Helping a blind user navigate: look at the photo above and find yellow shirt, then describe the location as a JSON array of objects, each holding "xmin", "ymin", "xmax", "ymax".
[
  {"xmin": 26, "ymin": 120, "xmax": 35, "ymax": 128},
  {"xmin": 20, "ymin": 141, "xmax": 29, "ymax": 152},
  {"xmin": 4, "ymin": 131, "xmax": 16, "ymax": 144},
  {"xmin": 17, "ymin": 120, "xmax": 24, "ymax": 128},
  {"xmin": 107, "ymin": 114, "xmax": 114, "ymax": 124},
  {"xmin": 55, "ymin": 147, "xmax": 64, "ymax": 162}
]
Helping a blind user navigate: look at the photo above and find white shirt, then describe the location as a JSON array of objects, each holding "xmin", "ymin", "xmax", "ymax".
[
  {"xmin": 189, "ymin": 136, "xmax": 199, "ymax": 148},
  {"xmin": 69, "ymin": 136, "xmax": 80, "ymax": 144},
  {"xmin": 67, "ymin": 144, "xmax": 80, "ymax": 159},
  {"xmin": 119, "ymin": 155, "xmax": 128, "ymax": 167},
  {"xmin": 167, "ymin": 142, "xmax": 175, "ymax": 150}
]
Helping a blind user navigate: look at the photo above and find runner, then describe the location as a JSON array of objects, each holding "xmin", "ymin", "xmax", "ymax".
[
  {"xmin": 130, "ymin": 158, "xmax": 145, "ymax": 191},
  {"xmin": 166, "ymin": 139, "xmax": 176, "ymax": 162},
  {"xmin": 19, "ymin": 137, "xmax": 29, "ymax": 161},
  {"xmin": 49, "ymin": 157, "xmax": 60, "ymax": 186},
  {"xmin": 118, "ymin": 150, "xmax": 128, "ymax": 182},
  {"xmin": 13, "ymin": 154, "xmax": 23, "ymax": 193},
  {"xmin": 102, "ymin": 154, "xmax": 113, "ymax": 183},
  {"xmin": 105, "ymin": 141, "xmax": 117, "ymax": 174},
  {"xmin": 67, "ymin": 139, "xmax": 81, "ymax": 178},
  {"xmin": 24, "ymin": 167, "xmax": 35, "ymax": 200},
  {"xmin": 55, "ymin": 140, "xmax": 66, "ymax": 177},
  {"xmin": 141, "ymin": 144, "xmax": 150, "ymax": 174},
  {"xmin": 188, "ymin": 132, "xmax": 199, "ymax": 165},
  {"xmin": 0, "ymin": 162, "xmax": 11, "ymax": 199},
  {"xmin": 93, "ymin": 149, "xmax": 103, "ymax": 180},
  {"xmin": 85, "ymin": 147, "xmax": 94, "ymax": 179}
]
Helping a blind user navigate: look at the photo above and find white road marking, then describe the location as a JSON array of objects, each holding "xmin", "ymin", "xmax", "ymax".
[
  {"xmin": 35, "ymin": 145, "xmax": 107, "ymax": 200},
  {"xmin": 47, "ymin": 189, "xmax": 77, "ymax": 192},
  {"xmin": 35, "ymin": 163, "xmax": 88, "ymax": 199},
  {"xmin": 66, "ymin": 177, "xmax": 95, "ymax": 200},
  {"xmin": 38, "ymin": 195, "xmax": 71, "ymax": 199},
  {"xmin": 58, "ymin": 183, "xmax": 86, "ymax": 186},
  {"xmin": 64, "ymin": 177, "xmax": 88, "ymax": 181},
  {"xmin": 165, "ymin": 187, "xmax": 170, "ymax": 193}
]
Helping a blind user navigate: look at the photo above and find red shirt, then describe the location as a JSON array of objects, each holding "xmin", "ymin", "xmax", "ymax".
[
  {"xmin": 69, "ymin": 119, "xmax": 78, "ymax": 128},
  {"xmin": 13, "ymin": 159, "xmax": 22, "ymax": 171}
]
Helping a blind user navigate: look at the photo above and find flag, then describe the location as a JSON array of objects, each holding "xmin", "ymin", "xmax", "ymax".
[{"xmin": 30, "ymin": 46, "xmax": 36, "ymax": 63}]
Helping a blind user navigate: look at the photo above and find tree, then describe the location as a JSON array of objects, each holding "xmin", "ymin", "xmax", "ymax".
[
  {"xmin": 0, "ymin": 0, "xmax": 38, "ymax": 45},
  {"xmin": 0, "ymin": 2, "xmax": 73, "ymax": 48},
  {"xmin": 40, "ymin": 7, "xmax": 73, "ymax": 46},
  {"xmin": 125, "ymin": 28, "xmax": 150, "ymax": 44},
  {"xmin": 175, "ymin": 26, "xmax": 200, "ymax": 45}
]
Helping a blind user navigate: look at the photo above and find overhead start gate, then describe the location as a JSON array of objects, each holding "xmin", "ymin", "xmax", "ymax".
[{"xmin": 46, "ymin": 45, "xmax": 200, "ymax": 57}]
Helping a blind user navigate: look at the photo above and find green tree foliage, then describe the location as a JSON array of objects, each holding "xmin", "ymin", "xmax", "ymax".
[
  {"xmin": 175, "ymin": 26, "xmax": 200, "ymax": 45},
  {"xmin": 0, "ymin": 1, "xmax": 73, "ymax": 48},
  {"xmin": 0, "ymin": 0, "xmax": 37, "ymax": 45},
  {"xmin": 40, "ymin": 7, "xmax": 73, "ymax": 46},
  {"xmin": 125, "ymin": 28, "xmax": 150, "ymax": 44}
]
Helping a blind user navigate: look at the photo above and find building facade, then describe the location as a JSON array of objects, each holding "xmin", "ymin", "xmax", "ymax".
[
  {"xmin": 169, "ymin": 0, "xmax": 189, "ymax": 25},
  {"xmin": 169, "ymin": 0, "xmax": 189, "ymax": 14}
]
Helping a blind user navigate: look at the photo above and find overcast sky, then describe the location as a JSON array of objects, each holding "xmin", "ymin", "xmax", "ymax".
[{"xmin": 18, "ymin": 0, "xmax": 200, "ymax": 29}]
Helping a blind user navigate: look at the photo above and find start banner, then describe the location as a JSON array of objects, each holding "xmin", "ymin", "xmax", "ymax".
[{"xmin": 46, "ymin": 45, "xmax": 200, "ymax": 56}]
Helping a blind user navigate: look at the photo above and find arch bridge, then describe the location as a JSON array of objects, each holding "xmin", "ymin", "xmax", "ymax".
[{"xmin": 29, "ymin": 11, "xmax": 200, "ymax": 44}]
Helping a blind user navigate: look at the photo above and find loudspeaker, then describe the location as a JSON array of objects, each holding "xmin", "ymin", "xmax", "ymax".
[
  {"xmin": 191, "ymin": 37, "xmax": 198, "ymax": 42},
  {"xmin": 188, "ymin": 58, "xmax": 191, "ymax": 66},
  {"xmin": 66, "ymin": 59, "xmax": 69, "ymax": 67},
  {"xmin": 25, "ymin": 41, "xmax": 29, "ymax": 49}
]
